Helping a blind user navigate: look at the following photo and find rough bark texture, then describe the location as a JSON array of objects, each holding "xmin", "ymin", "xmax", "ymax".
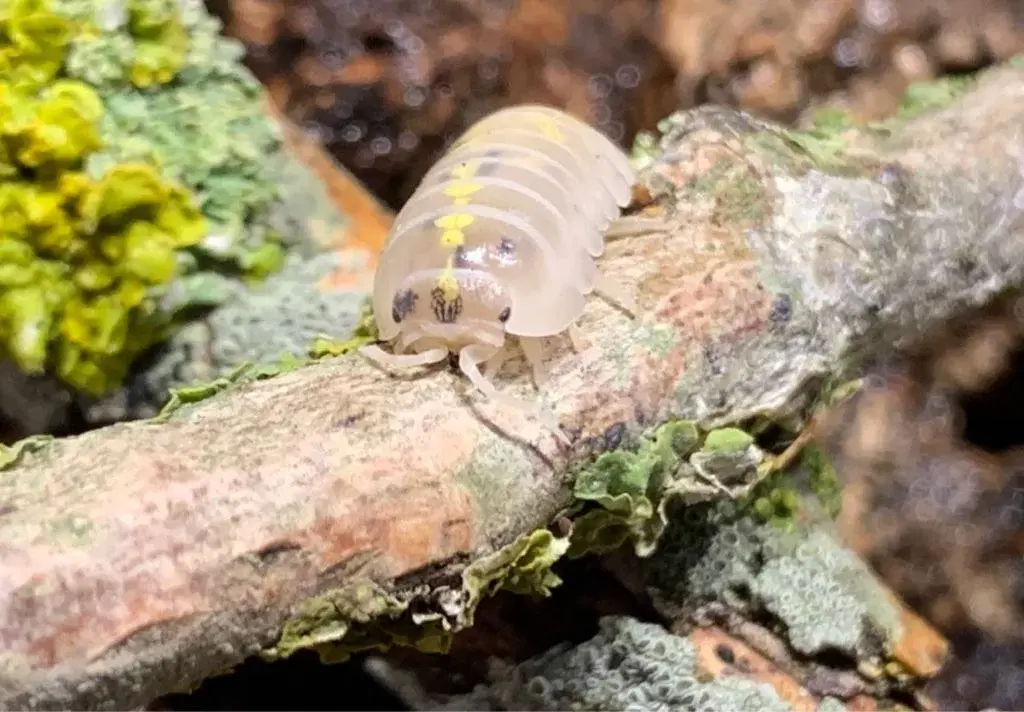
[{"xmin": 2, "ymin": 63, "xmax": 1023, "ymax": 710}]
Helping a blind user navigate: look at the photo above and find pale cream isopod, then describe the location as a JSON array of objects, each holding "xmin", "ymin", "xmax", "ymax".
[{"xmin": 361, "ymin": 104, "xmax": 646, "ymax": 443}]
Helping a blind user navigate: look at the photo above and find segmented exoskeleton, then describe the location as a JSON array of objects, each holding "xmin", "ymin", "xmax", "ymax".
[{"xmin": 362, "ymin": 104, "xmax": 646, "ymax": 442}]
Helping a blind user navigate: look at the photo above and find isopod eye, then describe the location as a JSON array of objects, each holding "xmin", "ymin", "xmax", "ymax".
[
  {"xmin": 392, "ymin": 289, "xmax": 418, "ymax": 324},
  {"xmin": 498, "ymin": 306, "xmax": 511, "ymax": 323}
]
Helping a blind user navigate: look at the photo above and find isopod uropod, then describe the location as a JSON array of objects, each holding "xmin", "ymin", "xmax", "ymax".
[{"xmin": 361, "ymin": 104, "xmax": 643, "ymax": 442}]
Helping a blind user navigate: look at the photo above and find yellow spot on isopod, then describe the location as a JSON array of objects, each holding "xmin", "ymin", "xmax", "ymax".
[
  {"xmin": 437, "ymin": 268, "xmax": 460, "ymax": 300},
  {"xmin": 440, "ymin": 230, "xmax": 464, "ymax": 247},
  {"xmin": 435, "ymin": 212, "xmax": 473, "ymax": 248},
  {"xmin": 444, "ymin": 181, "xmax": 482, "ymax": 200},
  {"xmin": 434, "ymin": 213, "xmax": 475, "ymax": 230}
]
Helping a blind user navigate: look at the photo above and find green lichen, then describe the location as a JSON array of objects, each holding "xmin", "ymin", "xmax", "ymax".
[
  {"xmin": 265, "ymin": 581, "xmax": 452, "ymax": 664},
  {"xmin": 568, "ymin": 420, "xmax": 701, "ymax": 558},
  {"xmin": 56, "ymin": 0, "xmax": 217, "ymax": 89},
  {"xmin": 629, "ymin": 129, "xmax": 660, "ymax": 171},
  {"xmin": 149, "ymin": 355, "xmax": 304, "ymax": 423},
  {"xmin": 86, "ymin": 252, "xmax": 368, "ymax": 424},
  {"xmin": 687, "ymin": 159, "xmax": 770, "ymax": 226},
  {"xmin": 265, "ymin": 528, "xmax": 573, "ymax": 664},
  {"xmin": 43, "ymin": 510, "xmax": 93, "ymax": 544},
  {"xmin": 0, "ymin": 1, "xmax": 209, "ymax": 394},
  {"xmin": 567, "ymin": 421, "xmax": 770, "ymax": 559},
  {"xmin": 701, "ymin": 427, "xmax": 754, "ymax": 452},
  {"xmin": 816, "ymin": 697, "xmax": 848, "ymax": 712},
  {"xmin": 746, "ymin": 468, "xmax": 802, "ymax": 531},
  {"xmin": 309, "ymin": 298, "xmax": 379, "ymax": 359},
  {"xmin": 0, "ymin": 432, "xmax": 52, "ymax": 469},
  {"xmin": 88, "ymin": 78, "xmax": 285, "ymax": 278},
  {"xmin": 462, "ymin": 528, "xmax": 571, "ymax": 625},
  {"xmin": 0, "ymin": 0, "xmax": 246, "ymax": 395},
  {"xmin": 803, "ymin": 444, "xmax": 842, "ymax": 518},
  {"xmin": 892, "ymin": 75, "xmax": 975, "ymax": 121},
  {"xmin": 60, "ymin": 0, "xmax": 289, "ymax": 286}
]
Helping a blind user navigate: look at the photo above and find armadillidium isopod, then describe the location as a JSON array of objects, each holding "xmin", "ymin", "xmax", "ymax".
[{"xmin": 362, "ymin": 104, "xmax": 642, "ymax": 442}]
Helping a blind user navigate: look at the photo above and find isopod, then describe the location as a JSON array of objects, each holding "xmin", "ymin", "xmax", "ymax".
[{"xmin": 362, "ymin": 104, "xmax": 646, "ymax": 442}]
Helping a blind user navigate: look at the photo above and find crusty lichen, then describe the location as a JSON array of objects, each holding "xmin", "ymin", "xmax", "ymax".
[
  {"xmin": 440, "ymin": 615, "xmax": 791, "ymax": 711},
  {"xmin": 645, "ymin": 497, "xmax": 901, "ymax": 660}
]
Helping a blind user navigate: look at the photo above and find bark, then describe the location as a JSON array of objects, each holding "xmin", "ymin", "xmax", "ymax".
[{"xmin": 2, "ymin": 62, "xmax": 1024, "ymax": 710}]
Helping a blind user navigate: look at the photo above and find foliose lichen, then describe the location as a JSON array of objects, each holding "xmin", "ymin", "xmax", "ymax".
[
  {"xmin": 567, "ymin": 420, "xmax": 765, "ymax": 559},
  {"xmin": 264, "ymin": 580, "xmax": 453, "ymax": 665},
  {"xmin": 263, "ymin": 529, "xmax": 573, "ymax": 665},
  {"xmin": 0, "ymin": 432, "xmax": 53, "ymax": 469},
  {"xmin": 460, "ymin": 528, "xmax": 571, "ymax": 626},
  {"xmin": 0, "ymin": 0, "xmax": 208, "ymax": 395},
  {"xmin": 54, "ymin": 0, "xmax": 290, "ymax": 285},
  {"xmin": 441, "ymin": 615, "xmax": 791, "ymax": 712}
]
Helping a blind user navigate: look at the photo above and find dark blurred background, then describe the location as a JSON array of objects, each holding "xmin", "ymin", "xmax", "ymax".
[{"xmin": 206, "ymin": 0, "xmax": 1024, "ymax": 209}]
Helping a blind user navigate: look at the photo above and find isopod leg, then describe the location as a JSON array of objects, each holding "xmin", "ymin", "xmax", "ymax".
[
  {"xmin": 459, "ymin": 344, "xmax": 571, "ymax": 446},
  {"xmin": 361, "ymin": 344, "xmax": 449, "ymax": 370},
  {"xmin": 567, "ymin": 324, "xmax": 588, "ymax": 352},
  {"xmin": 484, "ymin": 345, "xmax": 510, "ymax": 379},
  {"xmin": 518, "ymin": 337, "xmax": 549, "ymax": 387},
  {"xmin": 593, "ymin": 272, "xmax": 639, "ymax": 317}
]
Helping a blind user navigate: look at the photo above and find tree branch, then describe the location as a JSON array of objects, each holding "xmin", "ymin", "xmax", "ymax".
[{"xmin": 2, "ymin": 63, "xmax": 1023, "ymax": 709}]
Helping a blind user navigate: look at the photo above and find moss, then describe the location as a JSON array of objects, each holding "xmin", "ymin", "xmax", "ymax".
[{"xmin": 442, "ymin": 616, "xmax": 791, "ymax": 711}]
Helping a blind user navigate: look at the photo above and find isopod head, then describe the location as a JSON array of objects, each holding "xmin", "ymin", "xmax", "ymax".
[{"xmin": 385, "ymin": 266, "xmax": 513, "ymax": 356}]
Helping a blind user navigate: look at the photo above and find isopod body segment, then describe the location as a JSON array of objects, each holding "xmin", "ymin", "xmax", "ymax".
[{"xmin": 363, "ymin": 104, "xmax": 639, "ymax": 441}]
